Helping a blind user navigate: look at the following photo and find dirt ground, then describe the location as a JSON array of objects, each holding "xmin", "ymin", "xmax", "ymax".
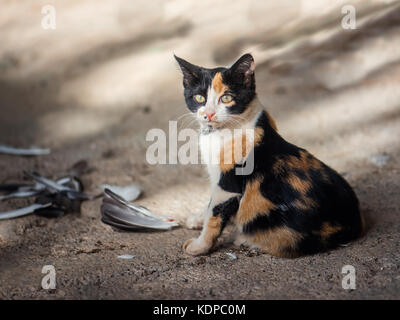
[{"xmin": 0, "ymin": 0, "xmax": 399, "ymax": 299}]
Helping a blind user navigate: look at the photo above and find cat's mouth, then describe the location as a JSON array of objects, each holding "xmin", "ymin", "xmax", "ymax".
[
  {"xmin": 200, "ymin": 122, "xmax": 219, "ymax": 133},
  {"xmin": 207, "ymin": 120, "xmax": 223, "ymax": 129},
  {"xmin": 200, "ymin": 118, "xmax": 218, "ymax": 126},
  {"xmin": 199, "ymin": 117, "xmax": 226, "ymax": 130}
]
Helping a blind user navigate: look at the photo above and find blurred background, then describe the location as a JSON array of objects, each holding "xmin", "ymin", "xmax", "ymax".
[{"xmin": 0, "ymin": 0, "xmax": 399, "ymax": 299}]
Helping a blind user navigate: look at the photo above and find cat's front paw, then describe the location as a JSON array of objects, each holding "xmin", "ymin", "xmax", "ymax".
[
  {"xmin": 185, "ymin": 215, "xmax": 203, "ymax": 230},
  {"xmin": 183, "ymin": 238, "xmax": 211, "ymax": 256}
]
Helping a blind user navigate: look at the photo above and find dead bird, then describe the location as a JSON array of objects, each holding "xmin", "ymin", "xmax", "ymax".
[
  {"xmin": 25, "ymin": 171, "xmax": 100, "ymax": 218},
  {"xmin": 0, "ymin": 170, "xmax": 99, "ymax": 220}
]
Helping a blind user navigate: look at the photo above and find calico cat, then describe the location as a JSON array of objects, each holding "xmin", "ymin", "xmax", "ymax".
[{"xmin": 175, "ymin": 53, "xmax": 364, "ymax": 258}]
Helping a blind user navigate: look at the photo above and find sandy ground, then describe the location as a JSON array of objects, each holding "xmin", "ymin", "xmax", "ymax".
[{"xmin": 0, "ymin": 0, "xmax": 399, "ymax": 299}]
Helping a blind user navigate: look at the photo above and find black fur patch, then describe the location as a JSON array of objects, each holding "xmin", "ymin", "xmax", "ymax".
[
  {"xmin": 215, "ymin": 109, "xmax": 362, "ymax": 255},
  {"xmin": 212, "ymin": 196, "xmax": 240, "ymax": 229},
  {"xmin": 239, "ymin": 110, "xmax": 362, "ymax": 254}
]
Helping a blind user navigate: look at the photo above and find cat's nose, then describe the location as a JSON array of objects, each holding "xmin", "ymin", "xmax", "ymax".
[{"xmin": 206, "ymin": 111, "xmax": 215, "ymax": 121}]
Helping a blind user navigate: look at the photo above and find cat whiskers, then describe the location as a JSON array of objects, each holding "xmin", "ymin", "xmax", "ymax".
[
  {"xmin": 176, "ymin": 112, "xmax": 194, "ymax": 121},
  {"xmin": 176, "ymin": 113, "xmax": 199, "ymax": 130},
  {"xmin": 179, "ymin": 117, "xmax": 198, "ymax": 130},
  {"xmin": 223, "ymin": 117, "xmax": 245, "ymax": 129}
]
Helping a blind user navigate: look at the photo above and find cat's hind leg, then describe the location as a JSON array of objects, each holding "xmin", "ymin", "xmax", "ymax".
[
  {"xmin": 233, "ymin": 232, "xmax": 249, "ymax": 247},
  {"xmin": 185, "ymin": 205, "xmax": 208, "ymax": 230},
  {"xmin": 185, "ymin": 215, "xmax": 203, "ymax": 230}
]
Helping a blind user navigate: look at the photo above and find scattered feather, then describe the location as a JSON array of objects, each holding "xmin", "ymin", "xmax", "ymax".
[
  {"xmin": 0, "ymin": 144, "xmax": 50, "ymax": 156},
  {"xmin": 101, "ymin": 216, "xmax": 143, "ymax": 230},
  {"xmin": 0, "ymin": 177, "xmax": 78, "ymax": 201},
  {"xmin": 0, "ymin": 203, "xmax": 52, "ymax": 220},
  {"xmin": 101, "ymin": 188, "xmax": 179, "ymax": 231},
  {"xmin": 24, "ymin": 171, "xmax": 70, "ymax": 193},
  {"xmin": 0, "ymin": 189, "xmax": 41, "ymax": 201},
  {"xmin": 101, "ymin": 184, "xmax": 141, "ymax": 202}
]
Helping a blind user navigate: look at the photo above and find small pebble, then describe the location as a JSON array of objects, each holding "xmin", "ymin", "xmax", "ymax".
[
  {"xmin": 142, "ymin": 105, "xmax": 151, "ymax": 113},
  {"xmin": 226, "ymin": 252, "xmax": 237, "ymax": 260},
  {"xmin": 117, "ymin": 254, "xmax": 135, "ymax": 260},
  {"xmin": 369, "ymin": 154, "xmax": 389, "ymax": 167}
]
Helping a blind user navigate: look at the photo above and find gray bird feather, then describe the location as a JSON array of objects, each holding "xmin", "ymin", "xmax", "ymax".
[
  {"xmin": 101, "ymin": 184, "xmax": 141, "ymax": 202},
  {"xmin": 24, "ymin": 171, "xmax": 70, "ymax": 193},
  {"xmin": 0, "ymin": 145, "xmax": 50, "ymax": 156},
  {"xmin": 0, "ymin": 177, "xmax": 72, "ymax": 201},
  {"xmin": 0, "ymin": 203, "xmax": 52, "ymax": 220},
  {"xmin": 101, "ymin": 188, "xmax": 179, "ymax": 231}
]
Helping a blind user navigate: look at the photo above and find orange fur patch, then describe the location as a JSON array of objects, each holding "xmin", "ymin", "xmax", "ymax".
[
  {"xmin": 286, "ymin": 173, "xmax": 316, "ymax": 210},
  {"xmin": 273, "ymin": 151, "xmax": 325, "ymax": 180},
  {"xmin": 293, "ymin": 197, "xmax": 316, "ymax": 210},
  {"xmin": 286, "ymin": 174, "xmax": 312, "ymax": 194},
  {"xmin": 212, "ymin": 72, "xmax": 228, "ymax": 95},
  {"xmin": 236, "ymin": 178, "xmax": 275, "ymax": 225},
  {"xmin": 272, "ymin": 158, "xmax": 286, "ymax": 175},
  {"xmin": 203, "ymin": 216, "xmax": 223, "ymax": 246},
  {"xmin": 219, "ymin": 127, "xmax": 264, "ymax": 173},
  {"xmin": 249, "ymin": 227, "xmax": 303, "ymax": 258},
  {"xmin": 287, "ymin": 151, "xmax": 322, "ymax": 171},
  {"xmin": 320, "ymin": 222, "xmax": 343, "ymax": 239},
  {"xmin": 273, "ymin": 154, "xmax": 319, "ymax": 211}
]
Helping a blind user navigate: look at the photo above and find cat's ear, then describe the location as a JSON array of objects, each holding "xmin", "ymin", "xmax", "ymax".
[
  {"xmin": 174, "ymin": 55, "xmax": 201, "ymax": 88},
  {"xmin": 228, "ymin": 53, "xmax": 255, "ymax": 87}
]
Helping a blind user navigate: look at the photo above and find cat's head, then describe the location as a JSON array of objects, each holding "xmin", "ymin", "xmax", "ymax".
[{"xmin": 175, "ymin": 53, "xmax": 256, "ymax": 130}]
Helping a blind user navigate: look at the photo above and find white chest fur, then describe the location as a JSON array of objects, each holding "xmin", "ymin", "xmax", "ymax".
[
  {"xmin": 198, "ymin": 110, "xmax": 262, "ymax": 188},
  {"xmin": 199, "ymin": 131, "xmax": 222, "ymax": 188}
]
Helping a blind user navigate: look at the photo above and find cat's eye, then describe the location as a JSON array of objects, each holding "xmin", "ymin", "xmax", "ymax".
[
  {"xmin": 221, "ymin": 94, "xmax": 233, "ymax": 104},
  {"xmin": 194, "ymin": 95, "xmax": 205, "ymax": 103}
]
